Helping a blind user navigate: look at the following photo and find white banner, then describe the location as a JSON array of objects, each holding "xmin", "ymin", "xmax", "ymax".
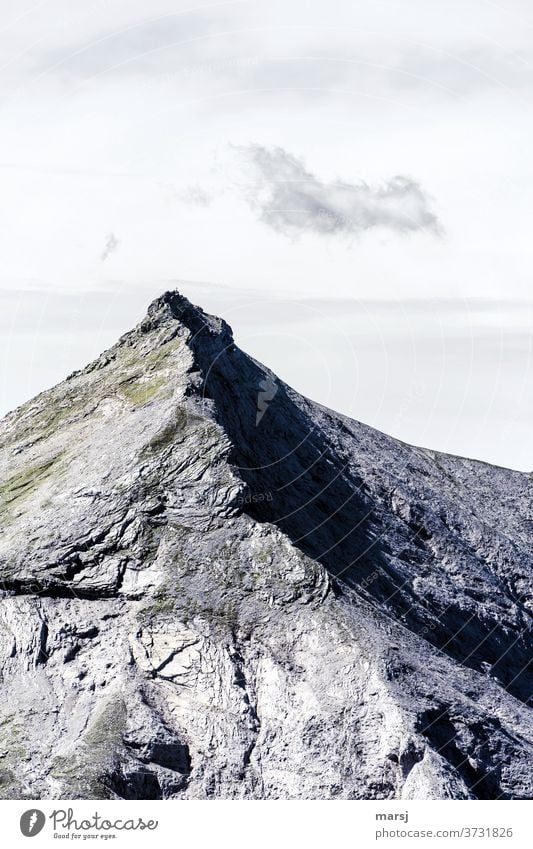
[{"xmin": 0, "ymin": 800, "xmax": 530, "ymax": 849}]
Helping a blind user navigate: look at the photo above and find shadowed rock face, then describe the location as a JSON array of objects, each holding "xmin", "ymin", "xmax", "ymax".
[{"xmin": 0, "ymin": 290, "xmax": 531, "ymax": 800}]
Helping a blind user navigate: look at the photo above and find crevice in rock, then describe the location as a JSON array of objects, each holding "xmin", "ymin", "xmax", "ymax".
[
  {"xmin": 416, "ymin": 708, "xmax": 511, "ymax": 800},
  {"xmin": 0, "ymin": 578, "xmax": 118, "ymax": 601},
  {"xmin": 105, "ymin": 768, "xmax": 163, "ymax": 800},
  {"xmin": 35, "ymin": 617, "xmax": 49, "ymax": 666}
]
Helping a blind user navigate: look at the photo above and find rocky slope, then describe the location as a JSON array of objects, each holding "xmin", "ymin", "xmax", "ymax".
[{"xmin": 0, "ymin": 290, "xmax": 531, "ymax": 800}]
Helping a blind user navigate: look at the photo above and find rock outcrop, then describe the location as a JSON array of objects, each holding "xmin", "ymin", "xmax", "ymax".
[{"xmin": 0, "ymin": 291, "xmax": 531, "ymax": 799}]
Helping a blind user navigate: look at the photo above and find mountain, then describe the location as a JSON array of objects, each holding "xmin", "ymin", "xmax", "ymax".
[{"xmin": 0, "ymin": 290, "xmax": 531, "ymax": 800}]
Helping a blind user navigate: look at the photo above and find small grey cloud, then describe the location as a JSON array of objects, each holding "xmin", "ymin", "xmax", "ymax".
[
  {"xmin": 178, "ymin": 185, "xmax": 213, "ymax": 207},
  {"xmin": 101, "ymin": 232, "xmax": 119, "ymax": 262},
  {"xmin": 236, "ymin": 144, "xmax": 441, "ymax": 238}
]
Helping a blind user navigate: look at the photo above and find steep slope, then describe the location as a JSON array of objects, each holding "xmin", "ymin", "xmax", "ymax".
[{"xmin": 0, "ymin": 290, "xmax": 531, "ymax": 800}]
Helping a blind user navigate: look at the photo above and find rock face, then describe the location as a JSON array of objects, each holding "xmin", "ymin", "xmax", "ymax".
[{"xmin": 0, "ymin": 290, "xmax": 531, "ymax": 800}]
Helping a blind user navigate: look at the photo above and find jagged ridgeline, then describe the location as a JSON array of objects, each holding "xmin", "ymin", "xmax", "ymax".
[{"xmin": 0, "ymin": 291, "xmax": 531, "ymax": 800}]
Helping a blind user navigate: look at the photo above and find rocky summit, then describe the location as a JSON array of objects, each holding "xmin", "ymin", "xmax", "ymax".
[{"xmin": 0, "ymin": 291, "xmax": 531, "ymax": 800}]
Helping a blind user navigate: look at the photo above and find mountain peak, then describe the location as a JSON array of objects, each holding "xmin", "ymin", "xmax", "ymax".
[{"xmin": 141, "ymin": 289, "xmax": 234, "ymax": 344}]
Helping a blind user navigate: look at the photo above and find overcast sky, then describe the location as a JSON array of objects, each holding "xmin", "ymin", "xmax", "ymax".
[{"xmin": 0, "ymin": 1, "xmax": 532, "ymax": 469}]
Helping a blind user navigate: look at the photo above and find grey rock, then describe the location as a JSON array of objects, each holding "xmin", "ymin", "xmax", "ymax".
[{"xmin": 0, "ymin": 290, "xmax": 531, "ymax": 800}]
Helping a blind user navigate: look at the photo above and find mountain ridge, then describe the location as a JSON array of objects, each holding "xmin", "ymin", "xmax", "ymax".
[{"xmin": 0, "ymin": 290, "xmax": 531, "ymax": 800}]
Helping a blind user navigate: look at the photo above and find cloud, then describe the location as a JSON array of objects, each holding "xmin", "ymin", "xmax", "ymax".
[
  {"xmin": 236, "ymin": 144, "xmax": 441, "ymax": 239},
  {"xmin": 100, "ymin": 232, "xmax": 119, "ymax": 261},
  {"xmin": 178, "ymin": 185, "xmax": 213, "ymax": 207}
]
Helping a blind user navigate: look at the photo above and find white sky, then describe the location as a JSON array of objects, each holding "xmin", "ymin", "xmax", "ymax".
[{"xmin": 0, "ymin": 1, "xmax": 532, "ymax": 469}]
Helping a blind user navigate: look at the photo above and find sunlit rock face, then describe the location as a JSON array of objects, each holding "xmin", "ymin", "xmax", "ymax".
[{"xmin": 0, "ymin": 291, "xmax": 531, "ymax": 800}]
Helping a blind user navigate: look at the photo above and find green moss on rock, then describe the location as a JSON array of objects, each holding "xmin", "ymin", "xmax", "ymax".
[
  {"xmin": 0, "ymin": 453, "xmax": 63, "ymax": 513},
  {"xmin": 119, "ymin": 374, "xmax": 167, "ymax": 407}
]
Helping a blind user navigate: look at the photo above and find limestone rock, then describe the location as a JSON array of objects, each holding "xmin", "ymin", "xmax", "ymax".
[{"xmin": 0, "ymin": 291, "xmax": 531, "ymax": 799}]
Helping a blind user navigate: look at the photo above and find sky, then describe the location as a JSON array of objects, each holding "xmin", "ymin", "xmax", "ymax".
[{"xmin": 0, "ymin": 0, "xmax": 532, "ymax": 469}]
